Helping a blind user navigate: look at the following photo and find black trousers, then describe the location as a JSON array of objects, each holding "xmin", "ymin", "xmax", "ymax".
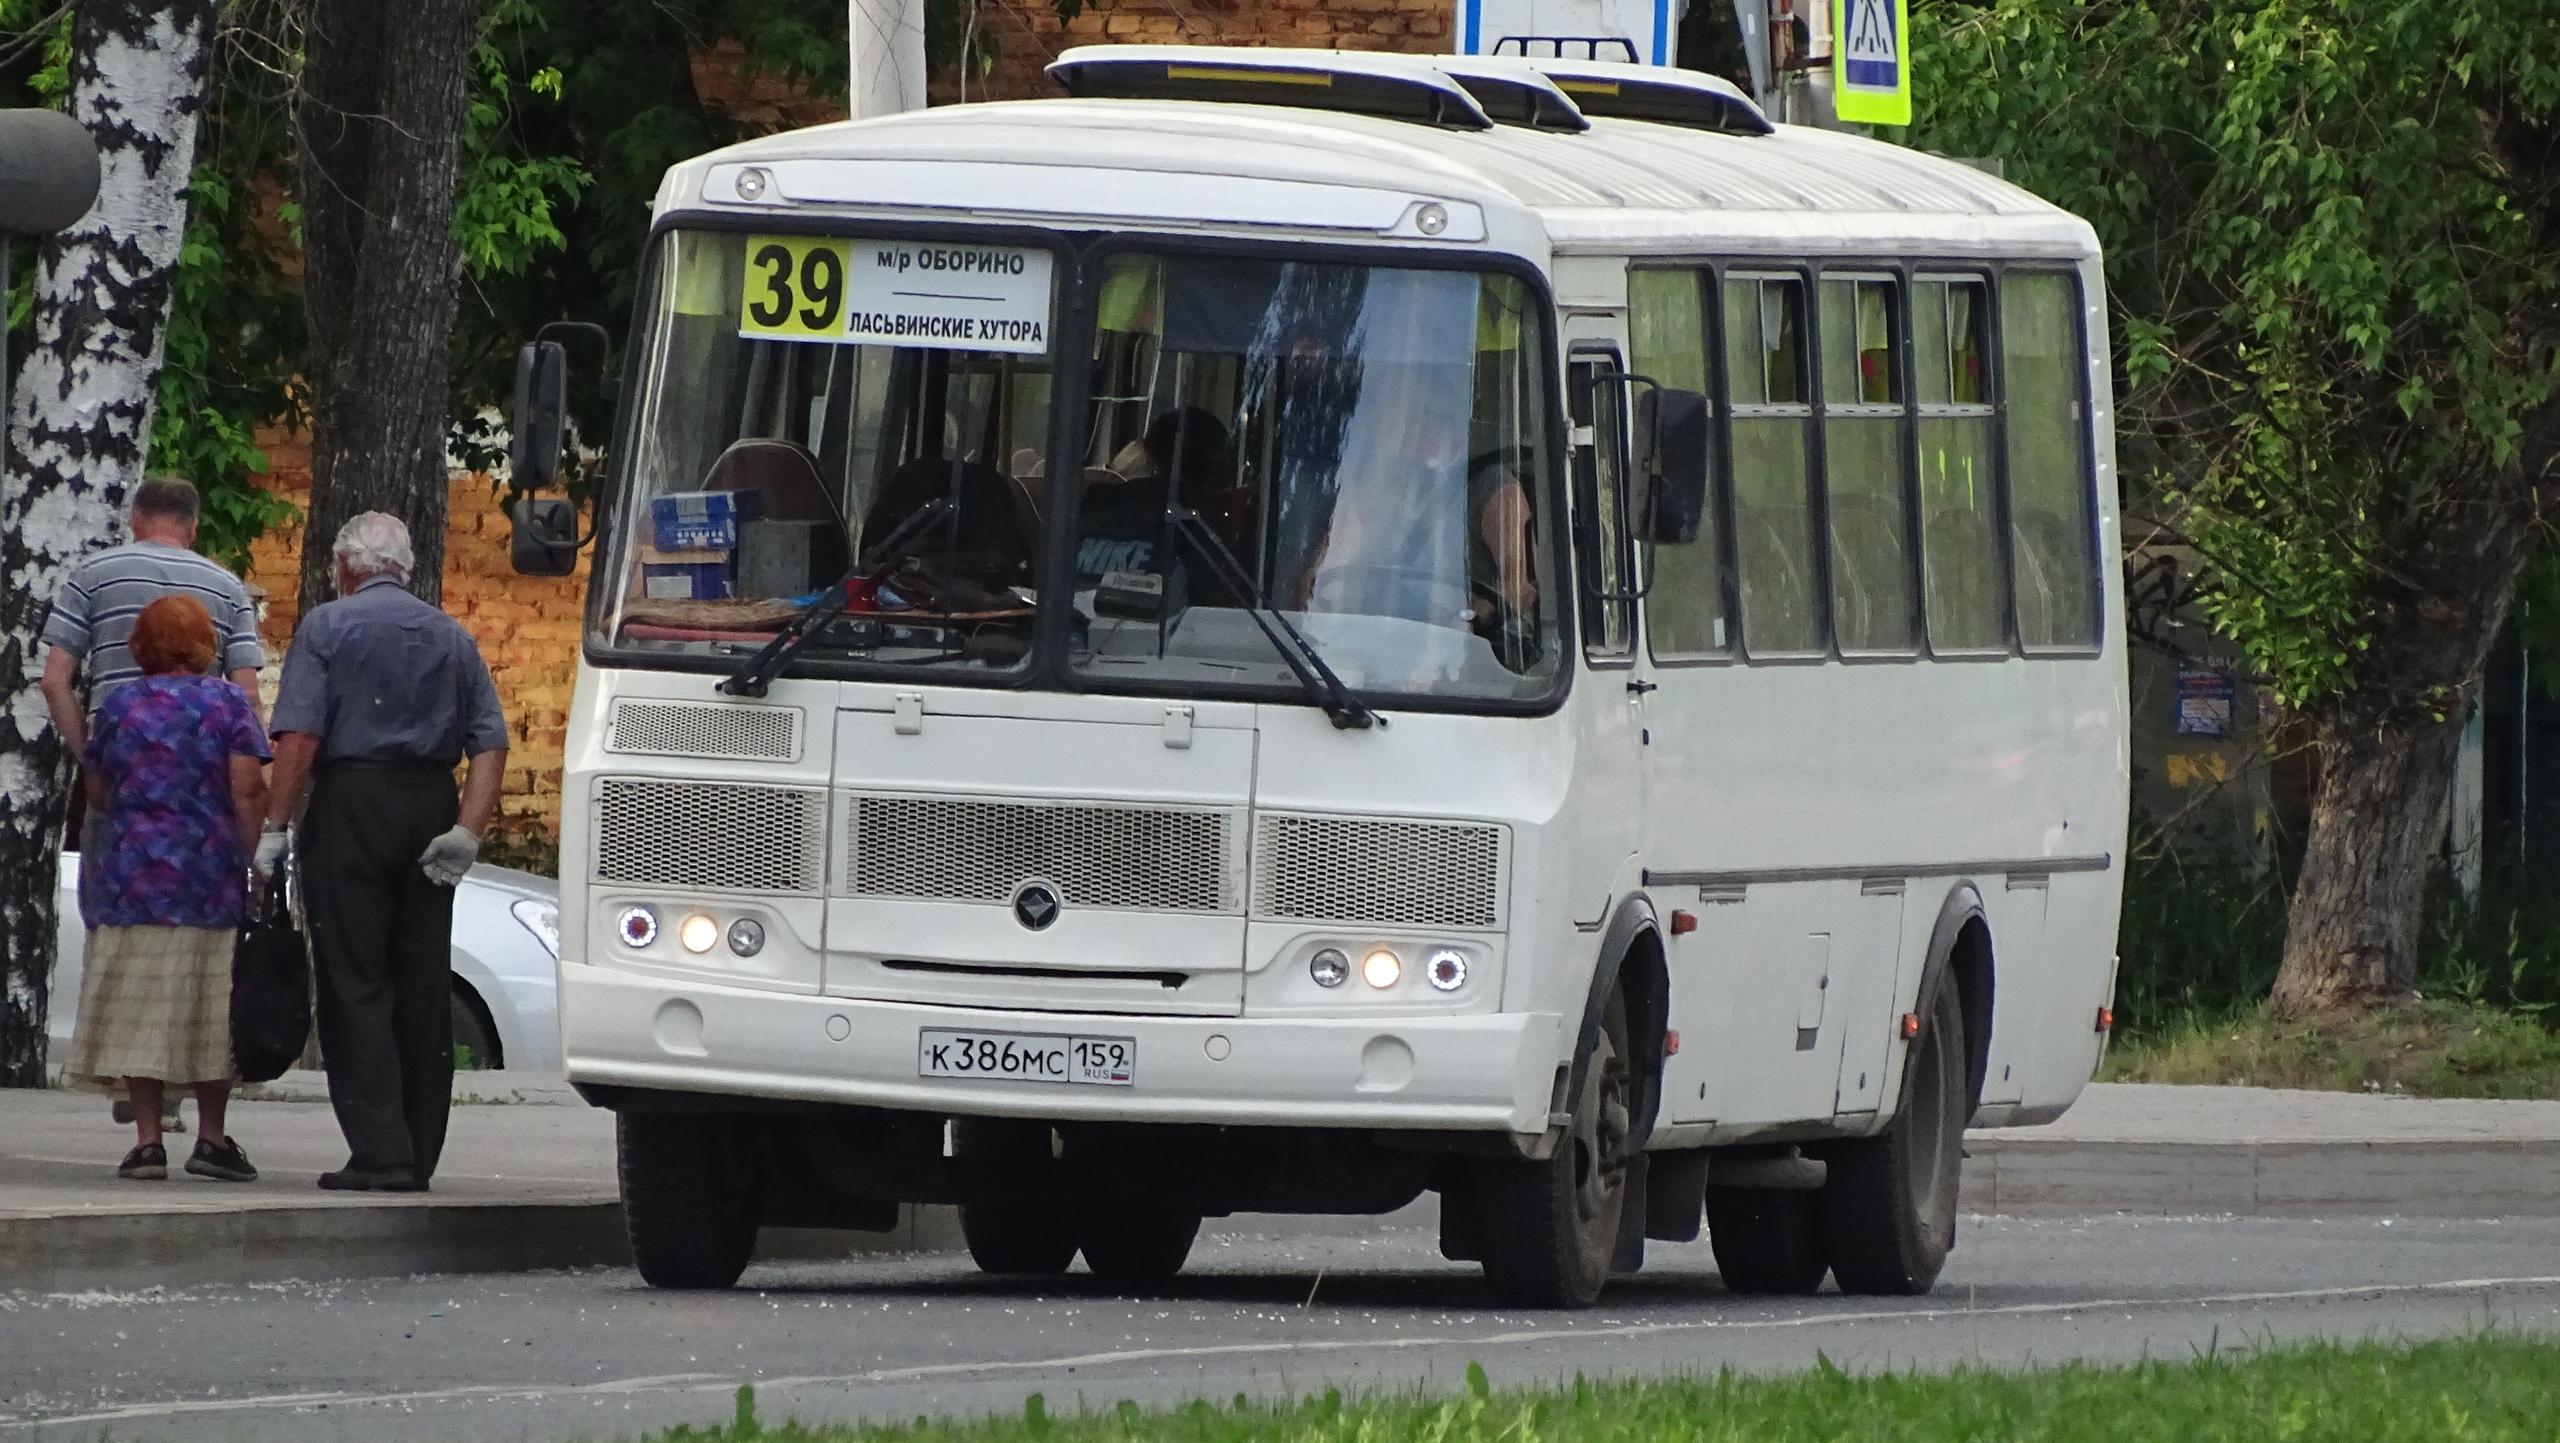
[{"xmin": 303, "ymin": 762, "xmax": 460, "ymax": 1179}]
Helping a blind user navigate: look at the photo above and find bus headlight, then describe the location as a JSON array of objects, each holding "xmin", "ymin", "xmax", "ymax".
[
  {"xmin": 728, "ymin": 918, "xmax": 767, "ymax": 958},
  {"xmin": 678, "ymin": 913, "xmax": 720, "ymax": 954},
  {"xmin": 1309, "ymin": 948, "xmax": 1350, "ymax": 988},
  {"xmin": 1361, "ymin": 948, "xmax": 1402, "ymax": 989},
  {"xmin": 1425, "ymin": 948, "xmax": 1469, "ymax": 992},
  {"xmin": 615, "ymin": 906, "xmax": 659, "ymax": 949}
]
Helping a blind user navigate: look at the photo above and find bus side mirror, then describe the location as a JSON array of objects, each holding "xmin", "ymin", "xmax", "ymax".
[
  {"xmin": 1639, "ymin": 387, "xmax": 1711, "ymax": 544},
  {"xmin": 509, "ymin": 340, "xmax": 569, "ymax": 491},
  {"xmin": 510, "ymin": 497, "xmax": 579, "ymax": 576}
]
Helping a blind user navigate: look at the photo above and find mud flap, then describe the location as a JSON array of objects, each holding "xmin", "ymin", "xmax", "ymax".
[
  {"xmin": 1644, "ymin": 1149, "xmax": 1708, "ymax": 1242},
  {"xmin": 1611, "ymin": 1153, "xmax": 1649, "ymax": 1274}
]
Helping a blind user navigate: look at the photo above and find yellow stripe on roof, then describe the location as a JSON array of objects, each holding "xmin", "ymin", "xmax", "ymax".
[
  {"xmin": 1167, "ymin": 66, "xmax": 1335, "ymax": 88},
  {"xmin": 1555, "ymin": 79, "xmax": 1623, "ymax": 96}
]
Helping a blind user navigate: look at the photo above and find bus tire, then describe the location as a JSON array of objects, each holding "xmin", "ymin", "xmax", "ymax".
[
  {"xmin": 619, "ymin": 1111, "xmax": 760, "ymax": 1290},
  {"xmin": 1706, "ymin": 1187, "xmax": 1829, "ymax": 1295},
  {"xmin": 1077, "ymin": 1211, "xmax": 1200, "ymax": 1282},
  {"xmin": 1472, "ymin": 989, "xmax": 1632, "ymax": 1309},
  {"xmin": 960, "ymin": 1206, "xmax": 1080, "ymax": 1276},
  {"xmin": 1817, "ymin": 977, "xmax": 1966, "ymax": 1295}
]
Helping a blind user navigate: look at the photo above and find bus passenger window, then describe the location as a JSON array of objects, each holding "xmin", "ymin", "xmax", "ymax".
[
  {"xmin": 1916, "ymin": 277, "xmax": 2005, "ymax": 652},
  {"xmin": 1819, "ymin": 276, "xmax": 1913, "ymax": 653},
  {"xmin": 1629, "ymin": 268, "xmax": 1727, "ymax": 657},
  {"xmin": 1721, "ymin": 276, "xmax": 1821, "ymax": 655},
  {"xmin": 2003, "ymin": 272, "xmax": 2100, "ymax": 650}
]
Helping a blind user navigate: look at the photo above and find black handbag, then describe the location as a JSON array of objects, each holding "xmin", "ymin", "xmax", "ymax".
[{"xmin": 230, "ymin": 875, "xmax": 311, "ymax": 1083}]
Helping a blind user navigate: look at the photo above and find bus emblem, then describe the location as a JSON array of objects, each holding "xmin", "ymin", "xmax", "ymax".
[{"xmin": 1012, "ymin": 882, "xmax": 1062, "ymax": 931}]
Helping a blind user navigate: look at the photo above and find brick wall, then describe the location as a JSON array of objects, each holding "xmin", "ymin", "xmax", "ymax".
[{"xmin": 245, "ymin": 435, "xmax": 588, "ymax": 843}]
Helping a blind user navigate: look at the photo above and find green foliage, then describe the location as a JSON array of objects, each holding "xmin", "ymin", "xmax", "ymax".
[
  {"xmin": 639, "ymin": 1337, "xmax": 2560, "ymax": 1443},
  {"xmin": 1915, "ymin": 1, "xmax": 2560, "ymax": 712},
  {"xmin": 2112, "ymin": 833, "xmax": 2289, "ymax": 1038}
]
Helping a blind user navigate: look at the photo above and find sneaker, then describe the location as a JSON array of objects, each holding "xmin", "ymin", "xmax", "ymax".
[
  {"xmin": 317, "ymin": 1165, "xmax": 424, "ymax": 1193},
  {"xmin": 117, "ymin": 1143, "xmax": 168, "ymax": 1180},
  {"xmin": 185, "ymin": 1136, "xmax": 258, "ymax": 1183}
]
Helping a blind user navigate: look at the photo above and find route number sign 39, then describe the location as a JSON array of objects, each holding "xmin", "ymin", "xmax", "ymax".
[{"xmin": 737, "ymin": 235, "xmax": 1055, "ymax": 355}]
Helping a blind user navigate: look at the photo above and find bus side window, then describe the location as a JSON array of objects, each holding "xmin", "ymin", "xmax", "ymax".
[
  {"xmin": 1818, "ymin": 275, "xmax": 1914, "ymax": 654},
  {"xmin": 2003, "ymin": 272, "xmax": 2102, "ymax": 650},
  {"xmin": 1629, "ymin": 268, "xmax": 1728, "ymax": 657},
  {"xmin": 1570, "ymin": 355, "xmax": 1636, "ymax": 661},
  {"xmin": 1721, "ymin": 276, "xmax": 1822, "ymax": 655},
  {"xmin": 1916, "ymin": 276, "xmax": 2006, "ymax": 652}
]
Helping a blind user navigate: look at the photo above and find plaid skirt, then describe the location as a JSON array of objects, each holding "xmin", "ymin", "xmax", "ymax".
[{"xmin": 63, "ymin": 926, "xmax": 235, "ymax": 1088}]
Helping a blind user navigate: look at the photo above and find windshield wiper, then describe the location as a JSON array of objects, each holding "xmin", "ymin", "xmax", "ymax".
[
  {"xmin": 719, "ymin": 499, "xmax": 951, "ymax": 698},
  {"xmin": 1163, "ymin": 504, "xmax": 1377, "ymax": 731}
]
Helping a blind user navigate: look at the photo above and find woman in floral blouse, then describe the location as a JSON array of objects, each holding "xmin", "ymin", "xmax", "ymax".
[{"xmin": 63, "ymin": 595, "xmax": 271, "ymax": 1182}]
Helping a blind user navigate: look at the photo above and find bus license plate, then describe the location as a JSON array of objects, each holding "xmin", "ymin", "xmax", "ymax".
[{"xmin": 917, "ymin": 1029, "xmax": 1135, "ymax": 1086}]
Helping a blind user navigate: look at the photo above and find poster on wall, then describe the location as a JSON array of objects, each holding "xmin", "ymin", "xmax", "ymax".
[{"xmin": 2174, "ymin": 662, "xmax": 2236, "ymax": 738}]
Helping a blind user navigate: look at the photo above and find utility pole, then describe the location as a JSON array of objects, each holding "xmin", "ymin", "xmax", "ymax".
[{"xmin": 848, "ymin": 0, "xmax": 926, "ymax": 118}]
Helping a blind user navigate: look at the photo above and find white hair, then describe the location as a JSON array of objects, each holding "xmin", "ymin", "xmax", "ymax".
[{"xmin": 332, "ymin": 511, "xmax": 415, "ymax": 586}]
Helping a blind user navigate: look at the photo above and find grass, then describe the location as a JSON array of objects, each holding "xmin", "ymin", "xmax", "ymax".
[
  {"xmin": 651, "ymin": 1337, "xmax": 2560, "ymax": 1443},
  {"xmin": 2102, "ymin": 998, "xmax": 2560, "ymax": 1098}
]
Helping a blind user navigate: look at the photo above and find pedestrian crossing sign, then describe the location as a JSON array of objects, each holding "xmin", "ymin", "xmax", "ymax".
[{"xmin": 1833, "ymin": 0, "xmax": 1912, "ymax": 126}]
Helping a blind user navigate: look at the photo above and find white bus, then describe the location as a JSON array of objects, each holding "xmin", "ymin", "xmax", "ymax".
[{"xmin": 506, "ymin": 45, "xmax": 2127, "ymax": 1308}]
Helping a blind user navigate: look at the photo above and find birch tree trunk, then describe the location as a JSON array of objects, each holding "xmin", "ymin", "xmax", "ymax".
[
  {"xmin": 0, "ymin": 0, "xmax": 217, "ymax": 1087},
  {"xmin": 293, "ymin": 0, "xmax": 478, "ymax": 616}
]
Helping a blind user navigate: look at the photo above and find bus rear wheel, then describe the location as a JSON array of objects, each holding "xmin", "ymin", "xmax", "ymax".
[
  {"xmin": 1706, "ymin": 1186, "xmax": 1829, "ymax": 1295},
  {"xmin": 1077, "ymin": 1211, "xmax": 1201, "ymax": 1282},
  {"xmin": 1817, "ymin": 978, "xmax": 1967, "ymax": 1295},
  {"xmin": 959, "ymin": 1206, "xmax": 1080, "ymax": 1276},
  {"xmin": 619, "ymin": 1111, "xmax": 761, "ymax": 1290},
  {"xmin": 1470, "ymin": 990, "xmax": 1631, "ymax": 1309}
]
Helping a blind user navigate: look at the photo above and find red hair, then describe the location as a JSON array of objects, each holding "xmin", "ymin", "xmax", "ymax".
[{"xmin": 129, "ymin": 595, "xmax": 217, "ymax": 676}]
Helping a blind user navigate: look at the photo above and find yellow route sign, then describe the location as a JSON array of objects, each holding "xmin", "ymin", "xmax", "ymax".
[{"xmin": 737, "ymin": 234, "xmax": 851, "ymax": 341}]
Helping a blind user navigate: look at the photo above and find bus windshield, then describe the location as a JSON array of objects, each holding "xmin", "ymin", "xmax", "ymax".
[
  {"xmin": 592, "ymin": 230, "xmax": 1561, "ymax": 704},
  {"xmin": 1068, "ymin": 254, "xmax": 1560, "ymax": 703}
]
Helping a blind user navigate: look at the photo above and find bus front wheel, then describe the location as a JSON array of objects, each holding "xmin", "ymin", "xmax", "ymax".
[
  {"xmin": 618, "ymin": 1111, "xmax": 761, "ymax": 1290},
  {"xmin": 1469, "ymin": 990, "xmax": 1631, "ymax": 1309},
  {"xmin": 1817, "ymin": 977, "xmax": 1967, "ymax": 1295}
]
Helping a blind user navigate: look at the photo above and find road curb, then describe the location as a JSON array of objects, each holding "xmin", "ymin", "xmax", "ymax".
[
  {"xmin": 12, "ymin": 1135, "xmax": 2559, "ymax": 1293},
  {"xmin": 1962, "ymin": 1136, "xmax": 2560, "ymax": 1217}
]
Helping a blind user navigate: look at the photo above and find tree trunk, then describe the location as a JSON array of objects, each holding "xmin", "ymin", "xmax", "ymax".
[
  {"xmin": 0, "ymin": 0, "xmax": 216, "ymax": 1087},
  {"xmin": 2270, "ymin": 713, "xmax": 2465, "ymax": 1015},
  {"xmin": 293, "ymin": 0, "xmax": 478, "ymax": 617},
  {"xmin": 2269, "ymin": 404, "xmax": 2560, "ymax": 1019}
]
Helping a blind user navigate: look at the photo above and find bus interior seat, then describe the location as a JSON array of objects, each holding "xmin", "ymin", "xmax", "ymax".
[
  {"xmin": 703, "ymin": 438, "xmax": 843, "ymax": 526},
  {"xmin": 863, "ymin": 455, "xmax": 1034, "ymax": 575}
]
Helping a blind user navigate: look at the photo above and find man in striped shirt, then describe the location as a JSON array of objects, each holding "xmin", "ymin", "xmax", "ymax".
[
  {"xmin": 40, "ymin": 476, "xmax": 266, "ymax": 1131},
  {"xmin": 40, "ymin": 476, "xmax": 265, "ymax": 755}
]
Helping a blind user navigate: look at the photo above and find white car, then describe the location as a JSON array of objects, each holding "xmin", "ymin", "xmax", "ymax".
[{"xmin": 51, "ymin": 854, "xmax": 562, "ymax": 1073}]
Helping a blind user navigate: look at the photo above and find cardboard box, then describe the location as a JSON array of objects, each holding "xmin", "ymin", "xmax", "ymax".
[{"xmin": 650, "ymin": 489, "xmax": 763, "ymax": 551}]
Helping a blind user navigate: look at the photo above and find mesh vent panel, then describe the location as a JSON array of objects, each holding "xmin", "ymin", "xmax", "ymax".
[
  {"xmin": 1252, "ymin": 814, "xmax": 1504, "ymax": 929},
  {"xmin": 850, "ymin": 795, "xmax": 1232, "ymax": 911},
  {"xmin": 595, "ymin": 779, "xmax": 820, "ymax": 892},
  {"xmin": 609, "ymin": 701, "xmax": 797, "ymax": 761}
]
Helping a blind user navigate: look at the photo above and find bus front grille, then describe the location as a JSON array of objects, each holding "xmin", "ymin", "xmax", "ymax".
[
  {"xmin": 1250, "ymin": 813, "xmax": 1506, "ymax": 930},
  {"xmin": 606, "ymin": 699, "xmax": 799, "ymax": 762},
  {"xmin": 593, "ymin": 777, "xmax": 826, "ymax": 893},
  {"xmin": 846, "ymin": 794, "xmax": 1239, "ymax": 912}
]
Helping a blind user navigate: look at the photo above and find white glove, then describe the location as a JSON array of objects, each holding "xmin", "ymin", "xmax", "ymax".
[
  {"xmin": 419, "ymin": 826, "xmax": 481, "ymax": 887},
  {"xmin": 253, "ymin": 828, "xmax": 289, "ymax": 877}
]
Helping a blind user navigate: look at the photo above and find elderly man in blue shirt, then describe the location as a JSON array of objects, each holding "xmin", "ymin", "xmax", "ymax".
[{"xmin": 258, "ymin": 513, "xmax": 510, "ymax": 1192}]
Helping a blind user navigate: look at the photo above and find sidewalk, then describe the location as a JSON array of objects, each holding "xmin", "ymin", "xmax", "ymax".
[{"xmin": 6, "ymin": 1078, "xmax": 2559, "ymax": 1291}]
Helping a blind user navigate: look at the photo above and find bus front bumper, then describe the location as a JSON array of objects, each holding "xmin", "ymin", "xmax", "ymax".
[{"xmin": 560, "ymin": 965, "xmax": 1566, "ymax": 1136}]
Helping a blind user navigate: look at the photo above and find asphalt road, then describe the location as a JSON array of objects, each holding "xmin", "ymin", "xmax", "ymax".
[{"xmin": 6, "ymin": 1212, "xmax": 2559, "ymax": 1443}]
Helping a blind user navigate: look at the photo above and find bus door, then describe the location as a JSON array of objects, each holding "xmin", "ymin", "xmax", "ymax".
[{"xmin": 1563, "ymin": 333, "xmax": 1649, "ymax": 926}]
